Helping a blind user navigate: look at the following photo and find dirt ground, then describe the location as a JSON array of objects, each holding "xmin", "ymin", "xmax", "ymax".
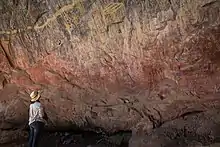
[{"xmin": 1, "ymin": 131, "xmax": 130, "ymax": 147}]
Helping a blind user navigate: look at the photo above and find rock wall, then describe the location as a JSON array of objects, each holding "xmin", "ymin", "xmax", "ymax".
[{"xmin": 0, "ymin": 0, "xmax": 220, "ymax": 144}]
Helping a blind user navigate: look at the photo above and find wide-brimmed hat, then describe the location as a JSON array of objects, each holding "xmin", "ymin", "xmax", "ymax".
[{"xmin": 30, "ymin": 90, "xmax": 41, "ymax": 102}]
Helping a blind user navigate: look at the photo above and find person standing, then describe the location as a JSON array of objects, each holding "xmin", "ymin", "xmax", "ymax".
[{"xmin": 28, "ymin": 90, "xmax": 48, "ymax": 147}]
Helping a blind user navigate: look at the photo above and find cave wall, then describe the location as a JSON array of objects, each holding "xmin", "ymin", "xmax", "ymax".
[{"xmin": 0, "ymin": 0, "xmax": 220, "ymax": 143}]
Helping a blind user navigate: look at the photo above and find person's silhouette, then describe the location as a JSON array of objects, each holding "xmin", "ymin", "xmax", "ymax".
[{"xmin": 28, "ymin": 90, "xmax": 48, "ymax": 147}]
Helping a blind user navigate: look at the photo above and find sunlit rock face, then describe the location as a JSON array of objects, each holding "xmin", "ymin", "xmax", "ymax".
[{"xmin": 0, "ymin": 0, "xmax": 220, "ymax": 144}]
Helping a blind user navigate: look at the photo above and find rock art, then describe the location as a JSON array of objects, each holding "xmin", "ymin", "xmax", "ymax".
[{"xmin": 0, "ymin": 0, "xmax": 220, "ymax": 145}]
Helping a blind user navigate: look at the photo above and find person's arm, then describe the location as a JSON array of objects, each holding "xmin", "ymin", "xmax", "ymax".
[{"xmin": 39, "ymin": 105, "xmax": 48, "ymax": 121}]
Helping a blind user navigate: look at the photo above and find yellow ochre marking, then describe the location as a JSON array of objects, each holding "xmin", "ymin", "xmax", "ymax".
[
  {"xmin": 0, "ymin": 0, "xmax": 85, "ymax": 35},
  {"xmin": 0, "ymin": 1, "xmax": 125, "ymax": 36}
]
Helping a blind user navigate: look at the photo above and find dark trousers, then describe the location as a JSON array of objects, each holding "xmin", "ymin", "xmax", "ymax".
[{"xmin": 28, "ymin": 121, "xmax": 44, "ymax": 147}]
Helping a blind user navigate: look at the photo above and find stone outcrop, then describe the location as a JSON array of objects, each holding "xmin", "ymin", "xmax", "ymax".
[
  {"xmin": 0, "ymin": 0, "xmax": 220, "ymax": 145},
  {"xmin": 129, "ymin": 109, "xmax": 220, "ymax": 147}
]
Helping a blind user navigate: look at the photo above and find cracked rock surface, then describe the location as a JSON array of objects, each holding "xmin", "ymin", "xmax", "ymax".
[
  {"xmin": 0, "ymin": 0, "xmax": 220, "ymax": 145},
  {"xmin": 129, "ymin": 109, "xmax": 220, "ymax": 147}
]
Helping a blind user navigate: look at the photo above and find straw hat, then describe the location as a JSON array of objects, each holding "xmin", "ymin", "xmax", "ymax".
[{"xmin": 30, "ymin": 90, "xmax": 41, "ymax": 102}]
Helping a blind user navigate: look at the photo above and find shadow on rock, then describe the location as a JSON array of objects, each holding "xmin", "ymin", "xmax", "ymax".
[{"xmin": 129, "ymin": 109, "xmax": 220, "ymax": 147}]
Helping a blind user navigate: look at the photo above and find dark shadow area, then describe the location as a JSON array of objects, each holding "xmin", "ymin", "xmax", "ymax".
[
  {"xmin": 1, "ymin": 129, "xmax": 132, "ymax": 147},
  {"xmin": 40, "ymin": 129, "xmax": 132, "ymax": 147}
]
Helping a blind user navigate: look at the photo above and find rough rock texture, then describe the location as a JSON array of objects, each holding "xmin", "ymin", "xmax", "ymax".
[
  {"xmin": 129, "ymin": 109, "xmax": 220, "ymax": 147},
  {"xmin": 0, "ymin": 0, "xmax": 220, "ymax": 145}
]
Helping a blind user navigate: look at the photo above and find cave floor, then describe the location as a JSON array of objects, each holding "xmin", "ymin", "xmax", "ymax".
[{"xmin": 1, "ymin": 131, "xmax": 130, "ymax": 147}]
